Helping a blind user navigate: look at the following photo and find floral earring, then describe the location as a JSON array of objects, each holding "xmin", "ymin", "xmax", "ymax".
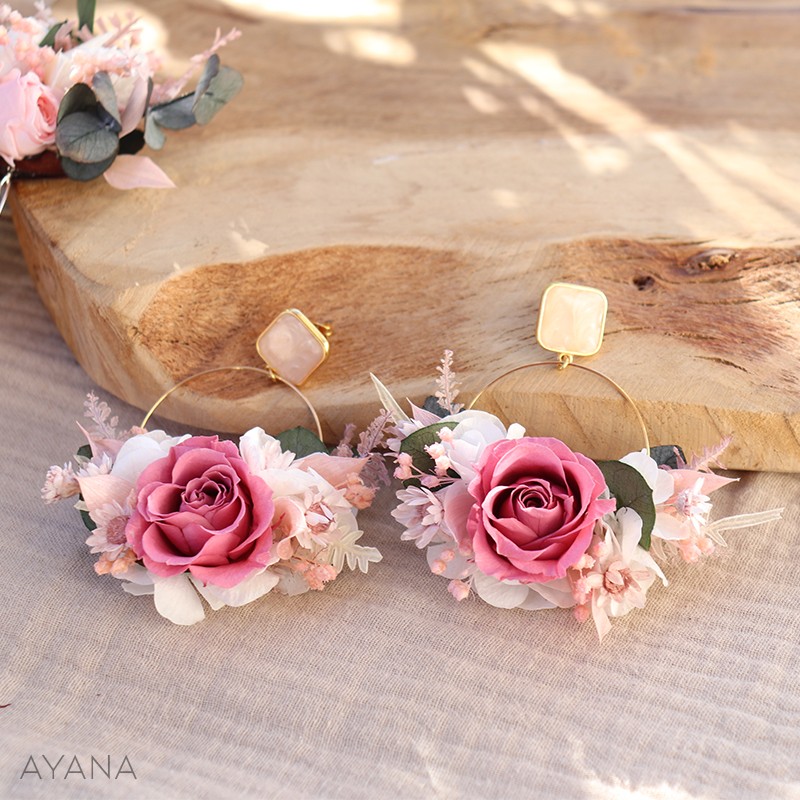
[
  {"xmin": 43, "ymin": 309, "xmax": 389, "ymax": 625},
  {"xmin": 373, "ymin": 283, "xmax": 782, "ymax": 641}
]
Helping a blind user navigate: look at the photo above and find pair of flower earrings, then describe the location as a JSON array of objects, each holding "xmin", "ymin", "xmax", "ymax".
[{"xmin": 43, "ymin": 284, "xmax": 781, "ymax": 639}]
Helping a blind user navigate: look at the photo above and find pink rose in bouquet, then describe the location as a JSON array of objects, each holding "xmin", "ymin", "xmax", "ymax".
[
  {"xmin": 0, "ymin": 68, "xmax": 58, "ymax": 165},
  {"xmin": 126, "ymin": 435, "xmax": 275, "ymax": 588},
  {"xmin": 465, "ymin": 437, "xmax": 615, "ymax": 583}
]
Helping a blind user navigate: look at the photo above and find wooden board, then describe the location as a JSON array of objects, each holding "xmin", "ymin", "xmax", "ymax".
[{"xmin": 9, "ymin": 0, "xmax": 800, "ymax": 470}]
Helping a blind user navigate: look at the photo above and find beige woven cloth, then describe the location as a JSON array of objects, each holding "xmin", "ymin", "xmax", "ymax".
[{"xmin": 1, "ymin": 217, "xmax": 798, "ymax": 800}]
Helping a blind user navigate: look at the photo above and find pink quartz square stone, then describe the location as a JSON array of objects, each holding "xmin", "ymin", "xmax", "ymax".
[
  {"xmin": 256, "ymin": 310, "xmax": 328, "ymax": 385},
  {"xmin": 537, "ymin": 283, "xmax": 608, "ymax": 357}
]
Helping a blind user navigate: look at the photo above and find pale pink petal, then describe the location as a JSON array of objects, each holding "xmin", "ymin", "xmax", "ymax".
[
  {"xmin": 653, "ymin": 468, "xmax": 675, "ymax": 505},
  {"xmin": 192, "ymin": 569, "xmax": 279, "ymax": 608},
  {"xmin": 296, "ymin": 454, "xmax": 367, "ymax": 487},
  {"xmin": 670, "ymin": 469, "xmax": 737, "ymax": 497},
  {"xmin": 472, "ymin": 571, "xmax": 529, "ymax": 608},
  {"xmin": 442, "ymin": 480, "xmax": 475, "ymax": 552},
  {"xmin": 77, "ymin": 423, "xmax": 125, "ymax": 459},
  {"xmin": 591, "ymin": 593, "xmax": 613, "ymax": 641},
  {"xmin": 409, "ymin": 402, "xmax": 443, "ymax": 427},
  {"xmin": 272, "ymin": 496, "xmax": 306, "ymax": 540},
  {"xmin": 119, "ymin": 76, "xmax": 149, "ymax": 136},
  {"xmin": 77, "ymin": 474, "xmax": 134, "ymax": 514},
  {"xmin": 653, "ymin": 512, "xmax": 690, "ymax": 541},
  {"xmin": 617, "ymin": 507, "xmax": 644, "ymax": 562},
  {"xmin": 527, "ymin": 577, "xmax": 578, "ymax": 609},
  {"xmin": 103, "ymin": 155, "xmax": 176, "ymax": 190},
  {"xmin": 517, "ymin": 590, "xmax": 557, "ymax": 610}
]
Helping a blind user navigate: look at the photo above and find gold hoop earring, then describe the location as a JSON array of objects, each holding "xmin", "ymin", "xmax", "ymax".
[
  {"xmin": 141, "ymin": 366, "xmax": 324, "ymax": 438},
  {"xmin": 141, "ymin": 308, "xmax": 332, "ymax": 438},
  {"xmin": 468, "ymin": 282, "xmax": 650, "ymax": 452}
]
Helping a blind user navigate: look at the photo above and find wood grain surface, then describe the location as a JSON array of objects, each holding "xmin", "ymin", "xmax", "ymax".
[{"xmin": 9, "ymin": 0, "xmax": 800, "ymax": 469}]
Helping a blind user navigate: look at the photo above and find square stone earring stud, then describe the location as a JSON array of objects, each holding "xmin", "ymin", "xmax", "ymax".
[{"xmin": 256, "ymin": 309, "xmax": 332, "ymax": 386}]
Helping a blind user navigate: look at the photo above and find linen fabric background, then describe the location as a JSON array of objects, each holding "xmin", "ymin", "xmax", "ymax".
[{"xmin": 1, "ymin": 217, "xmax": 798, "ymax": 800}]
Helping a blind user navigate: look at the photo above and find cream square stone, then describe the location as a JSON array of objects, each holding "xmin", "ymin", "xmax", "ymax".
[
  {"xmin": 536, "ymin": 283, "xmax": 607, "ymax": 357},
  {"xmin": 257, "ymin": 310, "xmax": 328, "ymax": 385}
]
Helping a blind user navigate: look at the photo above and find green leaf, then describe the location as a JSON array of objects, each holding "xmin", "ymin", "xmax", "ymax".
[
  {"xmin": 194, "ymin": 55, "xmax": 220, "ymax": 100},
  {"xmin": 80, "ymin": 508, "xmax": 97, "ymax": 531},
  {"xmin": 649, "ymin": 445, "xmax": 686, "ymax": 470},
  {"xmin": 76, "ymin": 444, "xmax": 92, "ymax": 460},
  {"xmin": 423, "ymin": 396, "xmax": 449, "ymax": 418},
  {"xmin": 150, "ymin": 94, "xmax": 197, "ymax": 131},
  {"xmin": 39, "ymin": 21, "xmax": 67, "ymax": 48},
  {"xmin": 77, "ymin": 0, "xmax": 96, "ymax": 33},
  {"xmin": 192, "ymin": 66, "xmax": 244, "ymax": 125},
  {"xmin": 276, "ymin": 427, "xmax": 329, "ymax": 459},
  {"xmin": 144, "ymin": 114, "xmax": 166, "ymax": 150},
  {"xmin": 596, "ymin": 460, "xmax": 656, "ymax": 550},
  {"xmin": 56, "ymin": 112, "xmax": 119, "ymax": 163},
  {"xmin": 119, "ymin": 129, "xmax": 145, "ymax": 155},
  {"xmin": 92, "ymin": 72, "xmax": 121, "ymax": 127},
  {"xmin": 399, "ymin": 421, "xmax": 458, "ymax": 484},
  {"xmin": 60, "ymin": 152, "xmax": 117, "ymax": 181},
  {"xmin": 57, "ymin": 83, "xmax": 97, "ymax": 124}
]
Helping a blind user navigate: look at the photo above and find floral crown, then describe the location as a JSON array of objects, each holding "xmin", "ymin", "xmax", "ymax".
[
  {"xmin": 43, "ymin": 393, "xmax": 392, "ymax": 625},
  {"xmin": 375, "ymin": 350, "xmax": 782, "ymax": 641},
  {"xmin": 1, "ymin": 0, "xmax": 241, "ymax": 198}
]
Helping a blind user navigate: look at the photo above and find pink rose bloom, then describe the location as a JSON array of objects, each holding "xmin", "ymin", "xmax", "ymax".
[
  {"xmin": 464, "ymin": 437, "xmax": 615, "ymax": 583},
  {"xmin": 0, "ymin": 68, "xmax": 59, "ymax": 166},
  {"xmin": 126, "ymin": 436, "xmax": 275, "ymax": 588}
]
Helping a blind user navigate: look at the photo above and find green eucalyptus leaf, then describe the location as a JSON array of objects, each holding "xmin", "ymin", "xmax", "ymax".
[
  {"xmin": 40, "ymin": 21, "xmax": 67, "ymax": 48},
  {"xmin": 144, "ymin": 114, "xmax": 166, "ymax": 150},
  {"xmin": 92, "ymin": 72, "xmax": 121, "ymax": 127},
  {"xmin": 80, "ymin": 508, "xmax": 97, "ymax": 531},
  {"xmin": 596, "ymin": 460, "xmax": 656, "ymax": 550},
  {"xmin": 649, "ymin": 445, "xmax": 686, "ymax": 470},
  {"xmin": 56, "ymin": 112, "xmax": 119, "ymax": 163},
  {"xmin": 77, "ymin": 0, "xmax": 96, "ymax": 33},
  {"xmin": 76, "ymin": 444, "xmax": 92, "ymax": 460},
  {"xmin": 194, "ymin": 54, "xmax": 220, "ymax": 100},
  {"xmin": 398, "ymin": 421, "xmax": 458, "ymax": 485},
  {"xmin": 57, "ymin": 83, "xmax": 97, "ymax": 124},
  {"xmin": 150, "ymin": 94, "xmax": 197, "ymax": 131},
  {"xmin": 192, "ymin": 66, "xmax": 244, "ymax": 125},
  {"xmin": 422, "ymin": 396, "xmax": 449, "ymax": 418},
  {"xmin": 276, "ymin": 427, "xmax": 329, "ymax": 459},
  {"xmin": 119, "ymin": 129, "xmax": 145, "ymax": 155},
  {"xmin": 60, "ymin": 152, "xmax": 117, "ymax": 181}
]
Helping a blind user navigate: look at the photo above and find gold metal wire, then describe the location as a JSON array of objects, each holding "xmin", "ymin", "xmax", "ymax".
[
  {"xmin": 140, "ymin": 366, "xmax": 324, "ymax": 439},
  {"xmin": 468, "ymin": 360, "xmax": 650, "ymax": 453}
]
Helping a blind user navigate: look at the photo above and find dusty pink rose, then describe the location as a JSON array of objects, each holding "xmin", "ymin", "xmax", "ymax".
[
  {"xmin": 464, "ymin": 437, "xmax": 615, "ymax": 583},
  {"xmin": 0, "ymin": 68, "xmax": 59, "ymax": 165},
  {"xmin": 126, "ymin": 436, "xmax": 275, "ymax": 588}
]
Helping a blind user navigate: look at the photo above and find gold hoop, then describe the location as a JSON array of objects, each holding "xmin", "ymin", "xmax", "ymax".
[
  {"xmin": 140, "ymin": 366, "xmax": 324, "ymax": 440},
  {"xmin": 468, "ymin": 359, "xmax": 650, "ymax": 453}
]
